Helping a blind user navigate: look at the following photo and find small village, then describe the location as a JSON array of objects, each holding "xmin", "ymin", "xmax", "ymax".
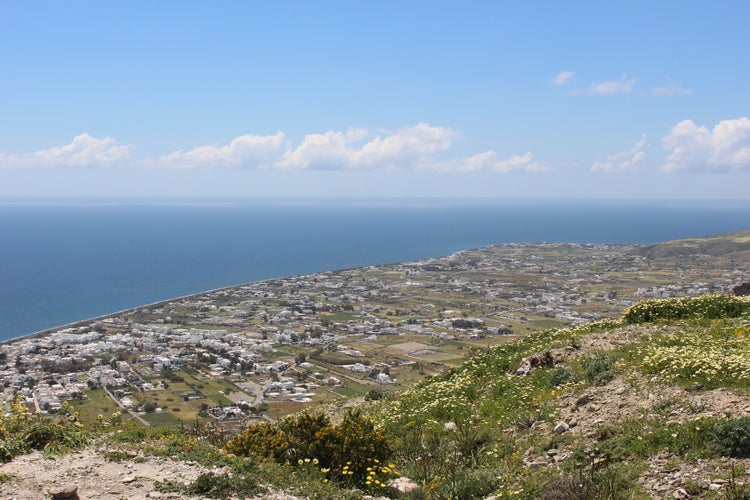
[{"xmin": 1, "ymin": 241, "xmax": 746, "ymax": 427}]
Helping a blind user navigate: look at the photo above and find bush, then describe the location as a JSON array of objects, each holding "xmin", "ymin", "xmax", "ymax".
[
  {"xmin": 548, "ymin": 367, "xmax": 577, "ymax": 387},
  {"xmin": 184, "ymin": 472, "xmax": 259, "ymax": 499},
  {"xmin": 709, "ymin": 416, "xmax": 750, "ymax": 458},
  {"xmin": 224, "ymin": 409, "xmax": 391, "ymax": 487},
  {"xmin": 580, "ymin": 350, "xmax": 617, "ymax": 386}
]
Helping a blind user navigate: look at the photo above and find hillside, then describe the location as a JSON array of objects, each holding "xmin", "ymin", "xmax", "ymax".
[
  {"xmin": 634, "ymin": 229, "xmax": 750, "ymax": 259},
  {"xmin": 3, "ymin": 296, "xmax": 750, "ymax": 499},
  {"xmin": 2, "ymin": 232, "xmax": 750, "ymax": 499}
]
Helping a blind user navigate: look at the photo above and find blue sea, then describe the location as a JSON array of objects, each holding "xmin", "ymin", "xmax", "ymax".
[{"xmin": 1, "ymin": 198, "xmax": 749, "ymax": 341}]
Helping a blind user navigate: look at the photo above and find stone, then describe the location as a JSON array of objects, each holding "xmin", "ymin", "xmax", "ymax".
[
  {"xmin": 554, "ymin": 421, "xmax": 569, "ymax": 434},
  {"xmin": 528, "ymin": 459, "xmax": 550, "ymax": 470},
  {"xmin": 575, "ymin": 395, "xmax": 591, "ymax": 406},
  {"xmin": 673, "ymin": 487, "xmax": 689, "ymax": 499},
  {"xmin": 122, "ymin": 475, "xmax": 138, "ymax": 484},
  {"xmin": 390, "ymin": 477, "xmax": 420, "ymax": 493},
  {"xmin": 49, "ymin": 484, "xmax": 79, "ymax": 500}
]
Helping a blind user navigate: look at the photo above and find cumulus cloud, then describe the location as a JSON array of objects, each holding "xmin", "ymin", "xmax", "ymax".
[
  {"xmin": 663, "ymin": 117, "xmax": 750, "ymax": 172},
  {"xmin": 0, "ymin": 133, "xmax": 132, "ymax": 168},
  {"xmin": 0, "ymin": 124, "xmax": 548, "ymax": 175},
  {"xmin": 652, "ymin": 78, "xmax": 692, "ymax": 96},
  {"xmin": 278, "ymin": 123, "xmax": 458, "ymax": 170},
  {"xmin": 554, "ymin": 70, "xmax": 575, "ymax": 85},
  {"xmin": 592, "ymin": 135, "xmax": 647, "ymax": 172},
  {"xmin": 154, "ymin": 132, "xmax": 287, "ymax": 168}
]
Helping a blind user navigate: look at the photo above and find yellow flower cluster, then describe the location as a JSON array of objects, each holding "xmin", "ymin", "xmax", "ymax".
[{"xmin": 639, "ymin": 322, "xmax": 750, "ymax": 385}]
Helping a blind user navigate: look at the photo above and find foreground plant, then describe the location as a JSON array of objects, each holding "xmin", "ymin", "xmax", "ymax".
[{"xmin": 0, "ymin": 394, "xmax": 118, "ymax": 461}]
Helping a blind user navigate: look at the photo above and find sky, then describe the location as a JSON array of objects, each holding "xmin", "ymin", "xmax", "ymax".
[{"xmin": 1, "ymin": 1, "xmax": 749, "ymax": 199}]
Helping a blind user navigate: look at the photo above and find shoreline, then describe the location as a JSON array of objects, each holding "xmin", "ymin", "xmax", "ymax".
[
  {"xmin": 0, "ymin": 258, "xmax": 424, "ymax": 346},
  {"xmin": 0, "ymin": 278, "xmax": 282, "ymax": 346}
]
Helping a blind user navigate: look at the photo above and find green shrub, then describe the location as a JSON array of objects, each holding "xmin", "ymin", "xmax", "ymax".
[
  {"xmin": 547, "ymin": 367, "xmax": 577, "ymax": 387},
  {"xmin": 184, "ymin": 472, "xmax": 259, "ymax": 499},
  {"xmin": 224, "ymin": 409, "xmax": 391, "ymax": 487},
  {"xmin": 709, "ymin": 416, "xmax": 750, "ymax": 458},
  {"xmin": 580, "ymin": 350, "xmax": 617, "ymax": 386}
]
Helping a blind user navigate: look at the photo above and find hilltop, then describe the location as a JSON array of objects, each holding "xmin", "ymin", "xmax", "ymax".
[{"xmin": 1, "ymin": 230, "xmax": 750, "ymax": 499}]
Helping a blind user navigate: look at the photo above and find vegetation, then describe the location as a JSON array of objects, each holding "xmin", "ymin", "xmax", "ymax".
[
  {"xmin": 0, "ymin": 397, "xmax": 122, "ymax": 461},
  {"xmin": 4, "ymin": 293, "xmax": 750, "ymax": 498}
]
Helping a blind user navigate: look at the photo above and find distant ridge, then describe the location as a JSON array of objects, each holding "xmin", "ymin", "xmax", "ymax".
[{"xmin": 633, "ymin": 228, "xmax": 750, "ymax": 259}]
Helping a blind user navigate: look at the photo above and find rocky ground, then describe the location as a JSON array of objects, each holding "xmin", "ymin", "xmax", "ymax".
[{"xmin": 0, "ymin": 445, "xmax": 218, "ymax": 500}]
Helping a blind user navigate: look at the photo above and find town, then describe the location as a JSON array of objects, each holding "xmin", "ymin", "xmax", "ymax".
[{"xmin": 2, "ymin": 241, "xmax": 746, "ymax": 427}]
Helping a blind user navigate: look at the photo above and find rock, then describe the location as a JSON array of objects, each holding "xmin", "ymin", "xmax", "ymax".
[
  {"xmin": 390, "ymin": 477, "xmax": 420, "ymax": 493},
  {"xmin": 708, "ymin": 483, "xmax": 723, "ymax": 491},
  {"xmin": 567, "ymin": 417, "xmax": 578, "ymax": 428},
  {"xmin": 444, "ymin": 421, "xmax": 457, "ymax": 431},
  {"xmin": 673, "ymin": 487, "xmax": 689, "ymax": 499},
  {"xmin": 49, "ymin": 484, "xmax": 79, "ymax": 500},
  {"xmin": 515, "ymin": 352, "xmax": 554, "ymax": 376},
  {"xmin": 528, "ymin": 459, "xmax": 550, "ymax": 470},
  {"xmin": 122, "ymin": 475, "xmax": 138, "ymax": 484},
  {"xmin": 575, "ymin": 395, "xmax": 591, "ymax": 406},
  {"xmin": 554, "ymin": 421, "xmax": 569, "ymax": 434}
]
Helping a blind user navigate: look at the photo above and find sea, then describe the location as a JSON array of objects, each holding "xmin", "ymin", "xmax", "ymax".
[{"xmin": 1, "ymin": 197, "xmax": 749, "ymax": 341}]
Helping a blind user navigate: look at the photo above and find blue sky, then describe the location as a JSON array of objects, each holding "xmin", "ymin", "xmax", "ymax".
[{"xmin": 1, "ymin": 1, "xmax": 749, "ymax": 199}]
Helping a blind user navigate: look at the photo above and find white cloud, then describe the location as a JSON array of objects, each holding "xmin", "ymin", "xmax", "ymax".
[
  {"xmin": 652, "ymin": 78, "xmax": 692, "ymax": 96},
  {"xmin": 586, "ymin": 75, "xmax": 637, "ymax": 95},
  {"xmin": 456, "ymin": 151, "xmax": 546, "ymax": 172},
  {"xmin": 0, "ymin": 124, "xmax": 548, "ymax": 175},
  {"xmin": 663, "ymin": 117, "xmax": 750, "ymax": 173},
  {"xmin": 554, "ymin": 71, "xmax": 575, "ymax": 85},
  {"xmin": 155, "ymin": 132, "xmax": 287, "ymax": 168},
  {"xmin": 0, "ymin": 133, "xmax": 132, "ymax": 168},
  {"xmin": 278, "ymin": 123, "xmax": 458, "ymax": 170},
  {"xmin": 592, "ymin": 135, "xmax": 647, "ymax": 172}
]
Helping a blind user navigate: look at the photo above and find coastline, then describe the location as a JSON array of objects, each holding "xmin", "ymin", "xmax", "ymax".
[
  {"xmin": 0, "ymin": 259, "xmax": 415, "ymax": 345},
  {"xmin": 0, "ymin": 279, "xmax": 276, "ymax": 346}
]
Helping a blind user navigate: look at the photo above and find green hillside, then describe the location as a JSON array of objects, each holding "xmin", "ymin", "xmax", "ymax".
[{"xmin": 4, "ymin": 295, "xmax": 750, "ymax": 499}]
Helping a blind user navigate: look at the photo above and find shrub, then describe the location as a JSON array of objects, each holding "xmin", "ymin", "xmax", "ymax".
[
  {"xmin": 548, "ymin": 367, "xmax": 577, "ymax": 387},
  {"xmin": 184, "ymin": 472, "xmax": 259, "ymax": 499},
  {"xmin": 580, "ymin": 350, "xmax": 617, "ymax": 386},
  {"xmin": 224, "ymin": 409, "xmax": 391, "ymax": 487},
  {"xmin": 709, "ymin": 416, "xmax": 750, "ymax": 458}
]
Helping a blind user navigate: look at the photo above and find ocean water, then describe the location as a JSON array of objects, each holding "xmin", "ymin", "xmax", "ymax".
[{"xmin": 1, "ymin": 198, "xmax": 749, "ymax": 341}]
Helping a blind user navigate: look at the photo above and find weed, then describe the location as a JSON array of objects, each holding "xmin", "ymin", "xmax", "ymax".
[
  {"xmin": 0, "ymin": 472, "xmax": 19, "ymax": 484},
  {"xmin": 547, "ymin": 366, "xmax": 577, "ymax": 387},
  {"xmin": 580, "ymin": 350, "xmax": 617, "ymax": 386}
]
